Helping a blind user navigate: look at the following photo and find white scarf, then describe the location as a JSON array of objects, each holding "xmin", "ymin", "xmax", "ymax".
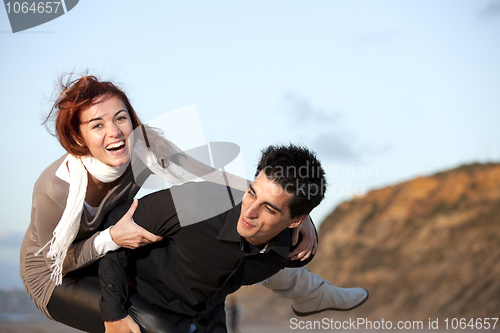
[
  {"xmin": 132, "ymin": 140, "xmax": 202, "ymax": 185},
  {"xmin": 36, "ymin": 155, "xmax": 129, "ymax": 285}
]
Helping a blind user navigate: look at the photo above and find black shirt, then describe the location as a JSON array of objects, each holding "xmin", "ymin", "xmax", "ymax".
[{"xmin": 99, "ymin": 181, "xmax": 313, "ymax": 332}]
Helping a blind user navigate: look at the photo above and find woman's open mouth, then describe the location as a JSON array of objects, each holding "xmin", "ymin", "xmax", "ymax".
[{"xmin": 105, "ymin": 140, "xmax": 126, "ymax": 152}]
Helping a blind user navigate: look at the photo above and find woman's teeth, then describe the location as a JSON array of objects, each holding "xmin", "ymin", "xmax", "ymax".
[{"xmin": 106, "ymin": 141, "xmax": 125, "ymax": 151}]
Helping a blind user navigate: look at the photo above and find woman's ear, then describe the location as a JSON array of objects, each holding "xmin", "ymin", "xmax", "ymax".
[
  {"xmin": 288, "ymin": 214, "xmax": 307, "ymax": 228},
  {"xmin": 75, "ymin": 136, "xmax": 89, "ymax": 151},
  {"xmin": 74, "ymin": 137, "xmax": 91, "ymax": 156}
]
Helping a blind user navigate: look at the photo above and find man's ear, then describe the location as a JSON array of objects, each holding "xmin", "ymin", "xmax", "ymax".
[{"xmin": 288, "ymin": 214, "xmax": 307, "ymax": 229}]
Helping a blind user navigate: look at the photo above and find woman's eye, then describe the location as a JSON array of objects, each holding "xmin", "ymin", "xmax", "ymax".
[
  {"xmin": 116, "ymin": 116, "xmax": 128, "ymax": 122},
  {"xmin": 92, "ymin": 123, "xmax": 103, "ymax": 129}
]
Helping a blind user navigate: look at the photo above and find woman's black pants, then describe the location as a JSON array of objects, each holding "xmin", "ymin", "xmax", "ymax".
[{"xmin": 47, "ymin": 264, "xmax": 181, "ymax": 333}]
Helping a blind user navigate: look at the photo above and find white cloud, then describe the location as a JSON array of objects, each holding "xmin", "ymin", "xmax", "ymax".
[
  {"xmin": 478, "ymin": 1, "xmax": 500, "ymax": 19},
  {"xmin": 279, "ymin": 92, "xmax": 390, "ymax": 162}
]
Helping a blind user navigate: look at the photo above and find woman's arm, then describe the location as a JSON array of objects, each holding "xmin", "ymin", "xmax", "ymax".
[
  {"xmin": 289, "ymin": 215, "xmax": 317, "ymax": 261},
  {"xmin": 63, "ymin": 200, "xmax": 163, "ymax": 273},
  {"xmin": 109, "ymin": 199, "xmax": 163, "ymax": 249},
  {"xmin": 32, "ymin": 189, "xmax": 102, "ymax": 274},
  {"xmin": 138, "ymin": 129, "xmax": 249, "ymax": 192},
  {"xmin": 33, "ymin": 188, "xmax": 161, "ymax": 275}
]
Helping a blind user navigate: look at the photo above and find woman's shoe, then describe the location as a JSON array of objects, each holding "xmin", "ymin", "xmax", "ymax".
[{"xmin": 263, "ymin": 267, "xmax": 369, "ymax": 317}]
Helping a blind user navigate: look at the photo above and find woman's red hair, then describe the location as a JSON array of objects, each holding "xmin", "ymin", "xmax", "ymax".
[{"xmin": 44, "ymin": 75, "xmax": 142, "ymax": 156}]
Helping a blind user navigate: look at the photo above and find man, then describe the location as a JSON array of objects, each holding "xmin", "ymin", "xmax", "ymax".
[{"xmin": 99, "ymin": 144, "xmax": 326, "ymax": 332}]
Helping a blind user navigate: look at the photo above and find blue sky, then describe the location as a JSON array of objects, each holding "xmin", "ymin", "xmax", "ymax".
[{"xmin": 0, "ymin": 0, "xmax": 499, "ymax": 288}]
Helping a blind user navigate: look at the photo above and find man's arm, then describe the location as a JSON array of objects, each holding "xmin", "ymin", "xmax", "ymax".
[{"xmin": 104, "ymin": 315, "xmax": 141, "ymax": 333}]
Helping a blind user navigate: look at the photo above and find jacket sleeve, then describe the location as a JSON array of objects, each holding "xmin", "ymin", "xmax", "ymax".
[
  {"xmin": 62, "ymin": 231, "xmax": 102, "ymax": 272},
  {"xmin": 147, "ymin": 131, "xmax": 249, "ymax": 193},
  {"xmin": 99, "ymin": 189, "xmax": 181, "ymax": 320},
  {"xmin": 32, "ymin": 188, "xmax": 103, "ymax": 274}
]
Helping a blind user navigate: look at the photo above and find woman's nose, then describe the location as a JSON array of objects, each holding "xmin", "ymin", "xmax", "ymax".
[{"xmin": 108, "ymin": 123, "xmax": 122, "ymax": 137}]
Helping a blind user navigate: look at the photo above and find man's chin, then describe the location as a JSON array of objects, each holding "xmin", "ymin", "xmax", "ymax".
[
  {"xmin": 236, "ymin": 222, "xmax": 251, "ymax": 239},
  {"xmin": 236, "ymin": 222, "xmax": 245, "ymax": 237}
]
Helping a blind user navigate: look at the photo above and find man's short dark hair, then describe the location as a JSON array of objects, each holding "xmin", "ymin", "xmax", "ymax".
[{"xmin": 255, "ymin": 144, "xmax": 327, "ymax": 218}]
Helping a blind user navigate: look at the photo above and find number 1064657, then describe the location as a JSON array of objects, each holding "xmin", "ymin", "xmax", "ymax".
[{"xmin": 5, "ymin": 2, "xmax": 62, "ymax": 14}]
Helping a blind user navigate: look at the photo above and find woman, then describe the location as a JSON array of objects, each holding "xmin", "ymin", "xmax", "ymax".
[{"xmin": 20, "ymin": 75, "xmax": 367, "ymax": 333}]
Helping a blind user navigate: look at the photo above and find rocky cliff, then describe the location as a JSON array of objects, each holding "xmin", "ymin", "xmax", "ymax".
[{"xmin": 233, "ymin": 163, "xmax": 500, "ymax": 325}]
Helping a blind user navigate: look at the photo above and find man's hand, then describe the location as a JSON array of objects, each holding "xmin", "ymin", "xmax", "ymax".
[
  {"xmin": 289, "ymin": 215, "xmax": 317, "ymax": 261},
  {"xmin": 110, "ymin": 199, "xmax": 163, "ymax": 249},
  {"xmin": 104, "ymin": 315, "xmax": 141, "ymax": 333}
]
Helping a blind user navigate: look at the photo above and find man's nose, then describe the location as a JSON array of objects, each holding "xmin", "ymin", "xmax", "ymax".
[{"xmin": 244, "ymin": 202, "xmax": 259, "ymax": 219}]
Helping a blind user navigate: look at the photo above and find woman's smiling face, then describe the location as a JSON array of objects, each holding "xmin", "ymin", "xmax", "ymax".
[{"xmin": 79, "ymin": 94, "xmax": 133, "ymax": 167}]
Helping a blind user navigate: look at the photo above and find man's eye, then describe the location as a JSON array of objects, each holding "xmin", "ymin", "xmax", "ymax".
[
  {"xmin": 266, "ymin": 206, "xmax": 276, "ymax": 214},
  {"xmin": 247, "ymin": 190, "xmax": 255, "ymax": 197}
]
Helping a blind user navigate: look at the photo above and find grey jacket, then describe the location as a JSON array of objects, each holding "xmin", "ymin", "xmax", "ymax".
[{"xmin": 20, "ymin": 154, "xmax": 139, "ymax": 318}]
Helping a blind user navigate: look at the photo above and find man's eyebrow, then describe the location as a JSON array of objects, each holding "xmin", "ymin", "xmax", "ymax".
[
  {"xmin": 87, "ymin": 110, "xmax": 127, "ymax": 124},
  {"xmin": 249, "ymin": 183, "xmax": 283, "ymax": 214},
  {"xmin": 265, "ymin": 201, "xmax": 282, "ymax": 214}
]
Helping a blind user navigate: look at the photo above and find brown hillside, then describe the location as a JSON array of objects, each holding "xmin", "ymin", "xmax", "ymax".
[{"xmin": 233, "ymin": 163, "xmax": 500, "ymax": 325}]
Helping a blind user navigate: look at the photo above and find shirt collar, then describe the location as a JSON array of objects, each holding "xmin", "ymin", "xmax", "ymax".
[
  {"xmin": 216, "ymin": 203, "xmax": 242, "ymax": 243},
  {"xmin": 264, "ymin": 227, "xmax": 292, "ymax": 259}
]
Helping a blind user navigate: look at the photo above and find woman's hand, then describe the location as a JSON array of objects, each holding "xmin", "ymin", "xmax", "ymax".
[
  {"xmin": 110, "ymin": 199, "xmax": 163, "ymax": 249},
  {"xmin": 289, "ymin": 215, "xmax": 317, "ymax": 261},
  {"xmin": 105, "ymin": 315, "xmax": 141, "ymax": 333}
]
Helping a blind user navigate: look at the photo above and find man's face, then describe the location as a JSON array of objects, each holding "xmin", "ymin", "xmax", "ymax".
[{"xmin": 237, "ymin": 170, "xmax": 304, "ymax": 246}]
